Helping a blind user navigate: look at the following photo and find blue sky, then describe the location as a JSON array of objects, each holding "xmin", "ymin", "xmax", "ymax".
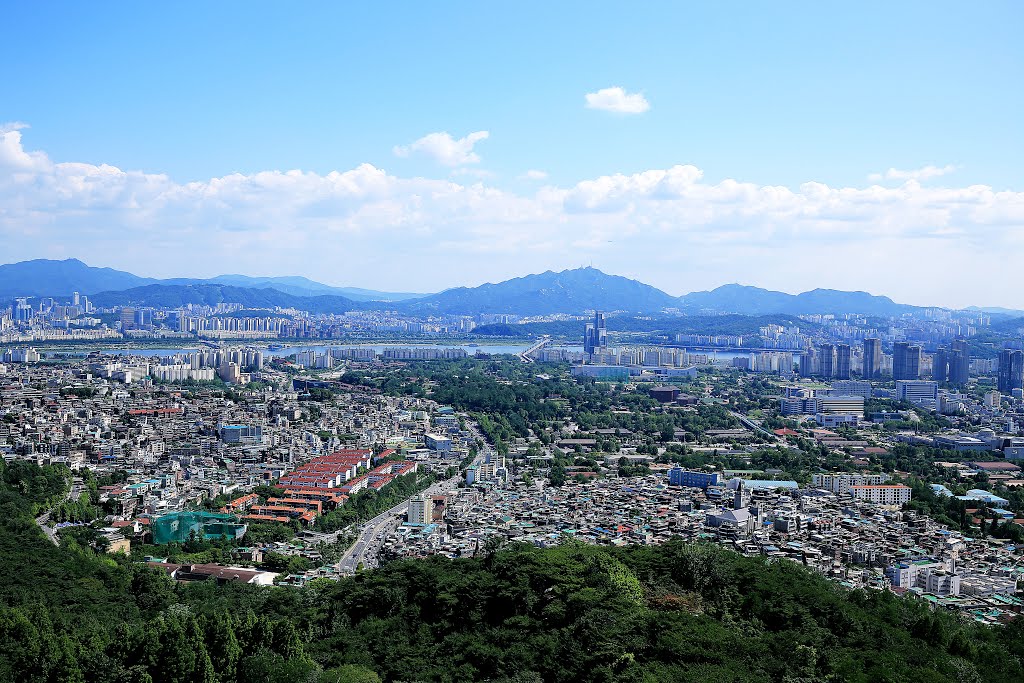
[{"xmin": 1, "ymin": 2, "xmax": 1023, "ymax": 307}]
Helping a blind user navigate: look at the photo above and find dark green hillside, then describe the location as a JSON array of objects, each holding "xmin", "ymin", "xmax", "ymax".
[{"xmin": 1, "ymin": 461, "xmax": 1022, "ymax": 683}]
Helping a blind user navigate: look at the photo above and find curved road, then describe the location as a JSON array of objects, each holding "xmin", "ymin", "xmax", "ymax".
[{"xmin": 35, "ymin": 478, "xmax": 83, "ymax": 545}]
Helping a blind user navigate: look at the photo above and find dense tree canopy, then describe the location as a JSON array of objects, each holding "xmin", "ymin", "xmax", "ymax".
[{"xmin": 1, "ymin": 461, "xmax": 1022, "ymax": 682}]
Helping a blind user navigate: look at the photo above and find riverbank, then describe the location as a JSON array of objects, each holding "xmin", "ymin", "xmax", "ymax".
[{"xmin": 4, "ymin": 335, "xmax": 541, "ymax": 353}]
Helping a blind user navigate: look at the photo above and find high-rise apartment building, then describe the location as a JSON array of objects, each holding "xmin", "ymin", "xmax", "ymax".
[
  {"xmin": 835, "ymin": 344, "xmax": 851, "ymax": 380},
  {"xmin": 863, "ymin": 338, "xmax": 881, "ymax": 378},
  {"xmin": 119, "ymin": 307, "xmax": 136, "ymax": 330},
  {"xmin": 12, "ymin": 298, "xmax": 32, "ymax": 323},
  {"xmin": 135, "ymin": 308, "xmax": 153, "ymax": 328},
  {"xmin": 407, "ymin": 496, "xmax": 431, "ymax": 525},
  {"xmin": 812, "ymin": 472, "xmax": 891, "ymax": 494},
  {"xmin": 819, "ymin": 343, "xmax": 835, "ymax": 379},
  {"xmin": 849, "ymin": 484, "xmax": 912, "ymax": 506},
  {"xmin": 798, "ymin": 348, "xmax": 817, "ymax": 376},
  {"xmin": 933, "ymin": 347, "xmax": 949, "ymax": 382},
  {"xmin": 998, "ymin": 349, "xmax": 1024, "ymax": 394},
  {"xmin": 893, "ymin": 342, "xmax": 922, "ymax": 381},
  {"xmin": 949, "ymin": 338, "xmax": 970, "ymax": 385}
]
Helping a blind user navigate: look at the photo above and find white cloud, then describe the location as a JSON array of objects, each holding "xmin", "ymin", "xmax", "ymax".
[
  {"xmin": 584, "ymin": 87, "xmax": 650, "ymax": 114},
  {"xmin": 450, "ymin": 167, "xmax": 495, "ymax": 179},
  {"xmin": 393, "ymin": 130, "xmax": 489, "ymax": 166},
  {"xmin": 0, "ymin": 121, "xmax": 29, "ymax": 134},
  {"xmin": 868, "ymin": 164, "xmax": 957, "ymax": 182},
  {"xmin": 2, "ymin": 127, "xmax": 1023, "ymax": 308},
  {"xmin": 0, "ymin": 125, "xmax": 48, "ymax": 171},
  {"xmin": 519, "ymin": 169, "xmax": 548, "ymax": 181}
]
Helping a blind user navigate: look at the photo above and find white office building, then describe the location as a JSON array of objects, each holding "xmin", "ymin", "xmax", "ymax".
[
  {"xmin": 815, "ymin": 395, "xmax": 865, "ymax": 417},
  {"xmin": 895, "ymin": 380, "xmax": 939, "ymax": 405},
  {"xmin": 812, "ymin": 473, "xmax": 891, "ymax": 494},
  {"xmin": 830, "ymin": 380, "xmax": 872, "ymax": 398},
  {"xmin": 850, "ymin": 484, "xmax": 912, "ymax": 506}
]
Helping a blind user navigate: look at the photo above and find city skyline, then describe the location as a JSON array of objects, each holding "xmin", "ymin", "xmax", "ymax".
[{"xmin": 2, "ymin": 3, "xmax": 1022, "ymax": 307}]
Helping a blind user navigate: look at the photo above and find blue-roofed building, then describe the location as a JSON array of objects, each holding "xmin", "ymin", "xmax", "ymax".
[
  {"xmin": 668, "ymin": 468, "xmax": 719, "ymax": 489},
  {"xmin": 219, "ymin": 424, "xmax": 263, "ymax": 444},
  {"xmin": 930, "ymin": 484, "xmax": 953, "ymax": 497},
  {"xmin": 957, "ymin": 489, "xmax": 1010, "ymax": 506}
]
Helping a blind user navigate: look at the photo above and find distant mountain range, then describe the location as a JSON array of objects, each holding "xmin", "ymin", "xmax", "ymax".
[
  {"xmin": 405, "ymin": 269, "xmax": 925, "ymax": 317},
  {"xmin": 679, "ymin": 283, "xmax": 916, "ymax": 317},
  {"xmin": 0, "ymin": 259, "xmax": 153, "ymax": 298},
  {"xmin": 89, "ymin": 284, "xmax": 367, "ymax": 314},
  {"xmin": 157, "ymin": 274, "xmax": 425, "ymax": 302},
  {"xmin": 0, "ymin": 258, "xmax": 989, "ymax": 318},
  {"xmin": 0, "ymin": 259, "xmax": 423, "ymax": 302},
  {"xmin": 966, "ymin": 305, "xmax": 1024, "ymax": 317}
]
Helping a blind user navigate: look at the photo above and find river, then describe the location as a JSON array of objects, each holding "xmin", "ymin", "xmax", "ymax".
[{"xmin": 49, "ymin": 342, "xmax": 756, "ymax": 364}]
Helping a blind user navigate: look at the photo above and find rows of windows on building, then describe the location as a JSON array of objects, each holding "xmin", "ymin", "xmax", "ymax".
[
  {"xmin": 753, "ymin": 338, "xmax": 1008, "ymax": 387},
  {"xmin": 9, "ymin": 293, "xmax": 93, "ymax": 323},
  {"xmin": 578, "ymin": 315, "xmax": 1001, "ymax": 383},
  {"xmin": 3, "ymin": 296, "xmax": 520, "ymax": 339}
]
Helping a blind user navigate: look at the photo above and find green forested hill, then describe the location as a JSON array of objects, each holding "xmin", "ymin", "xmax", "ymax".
[{"xmin": 1, "ymin": 461, "xmax": 1022, "ymax": 683}]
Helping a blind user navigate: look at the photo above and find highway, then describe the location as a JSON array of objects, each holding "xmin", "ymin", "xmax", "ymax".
[{"xmin": 336, "ymin": 476, "xmax": 463, "ymax": 573}]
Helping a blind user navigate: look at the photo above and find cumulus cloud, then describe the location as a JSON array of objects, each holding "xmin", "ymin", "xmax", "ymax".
[
  {"xmin": 393, "ymin": 130, "xmax": 489, "ymax": 166},
  {"xmin": 868, "ymin": 164, "xmax": 958, "ymax": 182},
  {"xmin": 0, "ymin": 125, "xmax": 48, "ymax": 171},
  {"xmin": 0, "ymin": 121, "xmax": 29, "ymax": 133},
  {"xmin": 584, "ymin": 87, "xmax": 650, "ymax": 114},
  {"xmin": 519, "ymin": 169, "xmax": 548, "ymax": 181},
  {"xmin": 2, "ymin": 126, "xmax": 1023, "ymax": 307}
]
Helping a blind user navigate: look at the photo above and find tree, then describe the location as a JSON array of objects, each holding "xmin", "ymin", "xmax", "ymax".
[
  {"xmin": 202, "ymin": 612, "xmax": 241, "ymax": 682},
  {"xmin": 322, "ymin": 665, "xmax": 383, "ymax": 683},
  {"xmin": 549, "ymin": 462, "xmax": 567, "ymax": 487}
]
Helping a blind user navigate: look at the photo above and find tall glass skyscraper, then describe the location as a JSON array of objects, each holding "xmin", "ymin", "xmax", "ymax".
[
  {"xmin": 583, "ymin": 311, "xmax": 607, "ymax": 356},
  {"xmin": 893, "ymin": 342, "xmax": 922, "ymax": 381},
  {"xmin": 998, "ymin": 349, "xmax": 1024, "ymax": 394},
  {"xmin": 863, "ymin": 338, "xmax": 881, "ymax": 378}
]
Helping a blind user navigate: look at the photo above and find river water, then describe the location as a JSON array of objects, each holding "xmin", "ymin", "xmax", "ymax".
[{"xmin": 72, "ymin": 342, "xmax": 753, "ymax": 363}]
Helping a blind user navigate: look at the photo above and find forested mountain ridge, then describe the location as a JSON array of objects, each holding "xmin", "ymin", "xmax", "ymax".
[
  {"xmin": 406, "ymin": 266, "xmax": 679, "ymax": 315},
  {"xmin": 2, "ymin": 461, "xmax": 1022, "ymax": 683}
]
